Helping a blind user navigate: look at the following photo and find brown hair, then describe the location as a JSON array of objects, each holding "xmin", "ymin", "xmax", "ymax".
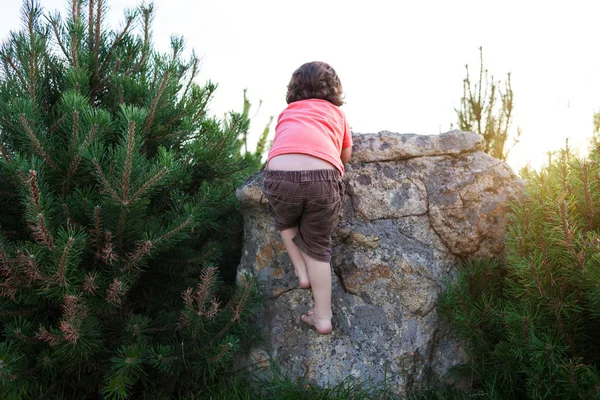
[{"xmin": 285, "ymin": 61, "xmax": 344, "ymax": 106}]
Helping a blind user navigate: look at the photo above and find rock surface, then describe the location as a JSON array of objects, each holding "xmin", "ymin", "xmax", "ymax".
[{"xmin": 235, "ymin": 130, "xmax": 523, "ymax": 395}]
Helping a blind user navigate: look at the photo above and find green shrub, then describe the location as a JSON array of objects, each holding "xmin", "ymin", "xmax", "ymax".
[
  {"xmin": 0, "ymin": 1, "xmax": 262, "ymax": 398},
  {"xmin": 204, "ymin": 369, "xmax": 493, "ymax": 400},
  {"xmin": 439, "ymin": 142, "xmax": 600, "ymax": 399}
]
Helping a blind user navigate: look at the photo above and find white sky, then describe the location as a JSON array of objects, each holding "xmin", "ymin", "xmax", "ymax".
[{"xmin": 2, "ymin": 0, "xmax": 600, "ymax": 171}]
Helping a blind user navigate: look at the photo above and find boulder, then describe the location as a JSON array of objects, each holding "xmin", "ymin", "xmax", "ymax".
[{"xmin": 235, "ymin": 130, "xmax": 523, "ymax": 395}]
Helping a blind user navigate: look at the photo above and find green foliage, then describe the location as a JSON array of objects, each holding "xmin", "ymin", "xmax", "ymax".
[
  {"xmin": 0, "ymin": 0, "xmax": 263, "ymax": 398},
  {"xmin": 206, "ymin": 372, "xmax": 398, "ymax": 400},
  {"xmin": 455, "ymin": 47, "xmax": 520, "ymax": 161},
  {"xmin": 439, "ymin": 142, "xmax": 600, "ymax": 399},
  {"xmin": 203, "ymin": 370, "xmax": 494, "ymax": 400}
]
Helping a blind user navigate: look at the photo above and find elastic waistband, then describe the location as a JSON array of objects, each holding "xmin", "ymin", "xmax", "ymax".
[{"xmin": 264, "ymin": 169, "xmax": 341, "ymax": 182}]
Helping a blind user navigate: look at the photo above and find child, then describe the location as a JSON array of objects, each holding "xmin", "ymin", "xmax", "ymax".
[{"xmin": 262, "ymin": 61, "xmax": 352, "ymax": 335}]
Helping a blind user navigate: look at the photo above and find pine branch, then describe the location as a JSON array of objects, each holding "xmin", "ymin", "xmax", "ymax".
[
  {"xmin": 26, "ymin": 170, "xmax": 41, "ymax": 213},
  {"xmin": 88, "ymin": 0, "xmax": 95, "ymax": 54},
  {"xmin": 83, "ymin": 271, "xmax": 99, "ymax": 294},
  {"xmin": 19, "ymin": 114, "xmax": 58, "ymax": 170},
  {"xmin": 18, "ymin": 249, "xmax": 46, "ymax": 284},
  {"xmin": 96, "ymin": 57, "xmax": 121, "ymax": 93},
  {"xmin": 70, "ymin": 1, "xmax": 79, "ymax": 71},
  {"xmin": 10, "ymin": 327, "xmax": 34, "ymax": 343},
  {"xmin": 180, "ymin": 267, "xmax": 220, "ymax": 329},
  {"xmin": 124, "ymin": 10, "xmax": 150, "ymax": 77},
  {"xmin": 529, "ymin": 261, "xmax": 543, "ymax": 296},
  {"xmin": 92, "ymin": 205, "xmax": 102, "ymax": 255},
  {"xmin": 129, "ymin": 167, "xmax": 168, "ymax": 203},
  {"xmin": 98, "ymin": 15, "xmax": 134, "ymax": 75},
  {"xmin": 46, "ymin": 115, "xmax": 66, "ymax": 138},
  {"xmin": 94, "ymin": 0, "xmax": 102, "ymax": 76},
  {"xmin": 214, "ymin": 163, "xmax": 251, "ymax": 179},
  {"xmin": 453, "ymin": 281, "xmax": 470, "ymax": 320},
  {"xmin": 230, "ymin": 276, "xmax": 252, "ymax": 323},
  {"xmin": 125, "ymin": 240, "xmax": 152, "ymax": 271},
  {"xmin": 62, "ymin": 203, "xmax": 81, "ymax": 229},
  {"xmin": 213, "ymin": 277, "xmax": 253, "ymax": 341},
  {"xmin": 124, "ymin": 53, "xmax": 148, "ymax": 77},
  {"xmin": 159, "ymin": 214, "xmax": 194, "ymax": 242},
  {"xmin": 59, "ymin": 320, "xmax": 79, "ymax": 343},
  {"xmin": 255, "ymin": 116, "xmax": 273, "ymax": 157},
  {"xmin": 122, "ymin": 121, "xmax": 135, "ymax": 203},
  {"xmin": 105, "ymin": 277, "xmax": 125, "ymax": 306},
  {"xmin": 66, "ymin": 124, "xmax": 98, "ymax": 194},
  {"xmin": 52, "ymin": 236, "xmax": 73, "ymax": 286},
  {"xmin": 145, "ymin": 73, "xmax": 169, "ymax": 136},
  {"xmin": 26, "ymin": 4, "xmax": 37, "ymax": 101},
  {"xmin": 181, "ymin": 56, "xmax": 198, "ymax": 101},
  {"xmin": 582, "ymin": 162, "xmax": 594, "ymax": 228},
  {"xmin": 209, "ymin": 136, "xmax": 227, "ymax": 154},
  {"xmin": 71, "ymin": 0, "xmax": 78, "ymax": 20},
  {"xmin": 209, "ymin": 342, "xmax": 233, "ymax": 363},
  {"xmin": 28, "ymin": 51, "xmax": 36, "ymax": 101},
  {"xmin": 146, "ymin": 130, "xmax": 186, "ymax": 142},
  {"xmin": 59, "ymin": 294, "xmax": 85, "ymax": 343},
  {"xmin": 101, "ymin": 231, "xmax": 118, "ymax": 264},
  {"xmin": 70, "ymin": 110, "xmax": 79, "ymax": 153},
  {"xmin": 92, "ymin": 158, "xmax": 121, "ymax": 202},
  {"xmin": 5, "ymin": 56, "xmax": 28, "ymax": 90},
  {"xmin": 196, "ymin": 267, "xmax": 219, "ymax": 318},
  {"xmin": 558, "ymin": 199, "xmax": 577, "ymax": 257},
  {"xmin": 539, "ymin": 235, "xmax": 555, "ymax": 287},
  {"xmin": 191, "ymin": 95, "xmax": 213, "ymax": 126},
  {"xmin": 159, "ymin": 110, "xmax": 187, "ymax": 131},
  {"xmin": 30, "ymin": 213, "xmax": 54, "ymax": 250},
  {"xmin": 38, "ymin": 327, "xmax": 62, "ymax": 346},
  {"xmin": 48, "ymin": 17, "xmax": 71, "ymax": 63},
  {"xmin": 181, "ymin": 287, "xmax": 193, "ymax": 308}
]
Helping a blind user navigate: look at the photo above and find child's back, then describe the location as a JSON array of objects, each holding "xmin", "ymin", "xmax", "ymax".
[
  {"xmin": 268, "ymin": 98, "xmax": 351, "ymax": 172},
  {"xmin": 262, "ymin": 61, "xmax": 352, "ymax": 335}
]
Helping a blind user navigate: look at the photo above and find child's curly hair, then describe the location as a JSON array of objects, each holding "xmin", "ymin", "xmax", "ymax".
[{"xmin": 286, "ymin": 61, "xmax": 344, "ymax": 106}]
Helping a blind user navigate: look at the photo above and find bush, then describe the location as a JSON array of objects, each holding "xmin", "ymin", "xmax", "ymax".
[
  {"xmin": 0, "ymin": 1, "xmax": 262, "ymax": 398},
  {"xmin": 439, "ymin": 142, "xmax": 600, "ymax": 399}
]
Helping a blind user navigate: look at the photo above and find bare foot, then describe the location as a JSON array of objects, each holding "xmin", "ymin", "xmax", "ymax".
[{"xmin": 300, "ymin": 309, "xmax": 332, "ymax": 335}]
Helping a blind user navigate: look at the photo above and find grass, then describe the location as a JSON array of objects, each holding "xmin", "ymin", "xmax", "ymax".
[{"xmin": 200, "ymin": 365, "xmax": 504, "ymax": 400}]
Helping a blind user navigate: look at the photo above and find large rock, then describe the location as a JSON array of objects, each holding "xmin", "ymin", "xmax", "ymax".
[{"xmin": 235, "ymin": 130, "xmax": 523, "ymax": 396}]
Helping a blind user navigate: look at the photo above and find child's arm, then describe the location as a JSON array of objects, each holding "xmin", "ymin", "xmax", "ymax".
[
  {"xmin": 341, "ymin": 147, "xmax": 352, "ymax": 165},
  {"xmin": 341, "ymin": 118, "xmax": 352, "ymax": 165}
]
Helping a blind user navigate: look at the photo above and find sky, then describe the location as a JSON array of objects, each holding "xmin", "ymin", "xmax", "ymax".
[{"xmin": 1, "ymin": 0, "xmax": 599, "ymax": 171}]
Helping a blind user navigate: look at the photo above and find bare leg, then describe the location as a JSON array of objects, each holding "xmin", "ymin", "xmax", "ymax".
[
  {"xmin": 280, "ymin": 227, "xmax": 310, "ymax": 288},
  {"xmin": 300, "ymin": 252, "xmax": 333, "ymax": 335}
]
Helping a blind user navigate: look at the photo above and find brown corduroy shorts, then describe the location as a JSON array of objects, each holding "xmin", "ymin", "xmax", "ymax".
[{"xmin": 262, "ymin": 169, "xmax": 344, "ymax": 263}]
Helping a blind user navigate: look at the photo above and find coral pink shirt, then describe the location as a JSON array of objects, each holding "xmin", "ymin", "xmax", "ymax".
[{"xmin": 268, "ymin": 99, "xmax": 352, "ymax": 174}]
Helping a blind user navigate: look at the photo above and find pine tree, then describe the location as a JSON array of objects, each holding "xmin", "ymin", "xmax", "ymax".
[
  {"xmin": 455, "ymin": 47, "xmax": 521, "ymax": 161},
  {"xmin": 439, "ymin": 141, "xmax": 600, "ymax": 398},
  {"xmin": 0, "ymin": 1, "xmax": 260, "ymax": 398}
]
